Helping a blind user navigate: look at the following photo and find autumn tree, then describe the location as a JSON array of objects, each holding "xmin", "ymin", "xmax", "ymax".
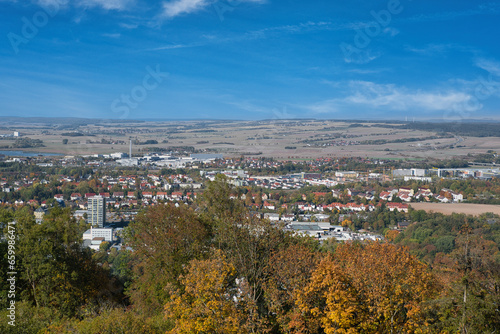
[
  {"xmin": 263, "ymin": 243, "xmax": 322, "ymax": 333},
  {"xmin": 14, "ymin": 206, "xmax": 120, "ymax": 316},
  {"xmin": 126, "ymin": 203, "xmax": 209, "ymax": 315},
  {"xmin": 197, "ymin": 174, "xmax": 302, "ymax": 331},
  {"xmin": 434, "ymin": 224, "xmax": 500, "ymax": 333},
  {"xmin": 298, "ymin": 242, "xmax": 438, "ymax": 333},
  {"xmin": 165, "ymin": 249, "xmax": 244, "ymax": 334}
]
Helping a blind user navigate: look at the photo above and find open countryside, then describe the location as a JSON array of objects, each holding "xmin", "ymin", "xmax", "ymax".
[{"xmin": 410, "ymin": 202, "xmax": 500, "ymax": 216}]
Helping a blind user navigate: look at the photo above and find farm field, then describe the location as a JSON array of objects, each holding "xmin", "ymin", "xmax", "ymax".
[
  {"xmin": 1, "ymin": 118, "xmax": 500, "ymax": 160},
  {"xmin": 410, "ymin": 202, "xmax": 500, "ymax": 216}
]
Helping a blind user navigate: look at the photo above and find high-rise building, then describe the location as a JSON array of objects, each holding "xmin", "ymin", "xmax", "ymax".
[{"xmin": 88, "ymin": 196, "xmax": 105, "ymax": 227}]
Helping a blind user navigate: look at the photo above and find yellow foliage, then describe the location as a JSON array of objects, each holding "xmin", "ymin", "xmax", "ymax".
[
  {"xmin": 297, "ymin": 242, "xmax": 437, "ymax": 334},
  {"xmin": 165, "ymin": 250, "xmax": 244, "ymax": 334}
]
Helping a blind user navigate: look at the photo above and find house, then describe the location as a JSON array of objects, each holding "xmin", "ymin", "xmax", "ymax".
[
  {"xmin": 379, "ymin": 191, "xmax": 393, "ymax": 201},
  {"xmin": 331, "ymin": 190, "xmax": 342, "ymax": 198},
  {"xmin": 89, "ymin": 237, "xmax": 105, "ymax": 251},
  {"xmin": 345, "ymin": 203, "xmax": 366, "ymax": 212},
  {"xmin": 436, "ymin": 195, "xmax": 450, "ymax": 203},
  {"xmin": 70, "ymin": 193, "xmax": 82, "ymax": 201},
  {"xmin": 415, "ymin": 188, "xmax": 433, "ymax": 200},
  {"xmin": 399, "ymin": 187, "xmax": 414, "ymax": 196},
  {"xmin": 264, "ymin": 213, "xmax": 280, "ymax": 222},
  {"xmin": 386, "ymin": 203, "xmax": 409, "ymax": 213},
  {"xmin": 399, "ymin": 193, "xmax": 412, "ymax": 202},
  {"xmin": 156, "ymin": 192, "xmax": 167, "ymax": 200},
  {"xmin": 441, "ymin": 189, "xmax": 463, "ymax": 202},
  {"xmin": 34, "ymin": 206, "xmax": 46, "ymax": 222},
  {"xmin": 397, "ymin": 221, "xmax": 410, "ymax": 229},
  {"xmin": 54, "ymin": 194, "xmax": 64, "ymax": 200},
  {"xmin": 27, "ymin": 199, "xmax": 39, "ymax": 206},
  {"xmin": 113, "ymin": 192, "xmax": 124, "ymax": 198},
  {"xmin": 263, "ymin": 201, "xmax": 275, "ymax": 210},
  {"xmin": 313, "ymin": 192, "xmax": 328, "ymax": 199},
  {"xmin": 171, "ymin": 192, "xmax": 183, "ymax": 200}
]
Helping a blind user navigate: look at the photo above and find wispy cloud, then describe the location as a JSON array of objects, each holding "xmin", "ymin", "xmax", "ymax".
[
  {"xmin": 346, "ymin": 68, "xmax": 389, "ymax": 75},
  {"xmin": 305, "ymin": 81, "xmax": 480, "ymax": 115},
  {"xmin": 119, "ymin": 22, "xmax": 139, "ymax": 29},
  {"xmin": 102, "ymin": 33, "xmax": 121, "ymax": 38},
  {"xmin": 343, "ymin": 51, "xmax": 381, "ymax": 65},
  {"xmin": 383, "ymin": 27, "xmax": 399, "ymax": 37},
  {"xmin": 161, "ymin": 0, "xmax": 210, "ymax": 19},
  {"xmin": 79, "ymin": 0, "xmax": 135, "ymax": 11},
  {"xmin": 15, "ymin": 0, "xmax": 135, "ymax": 11},
  {"xmin": 475, "ymin": 58, "xmax": 500, "ymax": 77},
  {"xmin": 146, "ymin": 42, "xmax": 205, "ymax": 51},
  {"xmin": 347, "ymin": 81, "xmax": 476, "ymax": 111},
  {"xmin": 160, "ymin": 0, "xmax": 265, "ymax": 19},
  {"xmin": 404, "ymin": 43, "xmax": 477, "ymax": 56},
  {"xmin": 404, "ymin": 3, "xmax": 500, "ymax": 23}
]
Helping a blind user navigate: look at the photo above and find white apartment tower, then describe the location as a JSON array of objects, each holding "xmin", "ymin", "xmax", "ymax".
[{"xmin": 88, "ymin": 195, "xmax": 105, "ymax": 227}]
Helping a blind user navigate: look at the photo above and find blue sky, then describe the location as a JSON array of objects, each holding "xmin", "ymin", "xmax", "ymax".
[{"xmin": 1, "ymin": 0, "xmax": 500, "ymax": 121}]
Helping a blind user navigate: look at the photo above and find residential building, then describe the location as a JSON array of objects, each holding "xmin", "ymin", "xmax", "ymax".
[{"xmin": 88, "ymin": 195, "xmax": 105, "ymax": 227}]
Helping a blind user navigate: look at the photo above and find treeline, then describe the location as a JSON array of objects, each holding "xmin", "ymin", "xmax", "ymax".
[
  {"xmin": 380, "ymin": 122, "xmax": 500, "ymax": 137},
  {"xmin": 358, "ymin": 134, "xmax": 452, "ymax": 145},
  {"xmin": 0, "ymin": 207, "xmax": 127, "ymax": 333},
  {"xmin": 10, "ymin": 138, "xmax": 44, "ymax": 149},
  {"xmin": 0, "ymin": 175, "xmax": 498, "ymax": 333}
]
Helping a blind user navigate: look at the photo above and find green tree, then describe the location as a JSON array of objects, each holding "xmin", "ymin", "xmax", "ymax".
[
  {"xmin": 126, "ymin": 203, "xmax": 208, "ymax": 315},
  {"xmin": 14, "ymin": 206, "xmax": 119, "ymax": 316}
]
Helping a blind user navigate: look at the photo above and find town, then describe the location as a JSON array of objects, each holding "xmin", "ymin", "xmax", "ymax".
[{"xmin": 2, "ymin": 149, "xmax": 500, "ymax": 252}]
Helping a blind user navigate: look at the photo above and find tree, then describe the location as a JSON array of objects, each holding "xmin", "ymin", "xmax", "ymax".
[
  {"xmin": 126, "ymin": 203, "xmax": 208, "ymax": 315},
  {"xmin": 435, "ymin": 224, "xmax": 500, "ymax": 333},
  {"xmin": 298, "ymin": 242, "xmax": 438, "ymax": 333},
  {"xmin": 62, "ymin": 139, "xmax": 68, "ymax": 145},
  {"xmin": 263, "ymin": 244, "xmax": 322, "ymax": 333},
  {"xmin": 197, "ymin": 174, "xmax": 300, "ymax": 332},
  {"xmin": 165, "ymin": 250, "xmax": 244, "ymax": 334},
  {"xmin": 14, "ymin": 206, "xmax": 120, "ymax": 316}
]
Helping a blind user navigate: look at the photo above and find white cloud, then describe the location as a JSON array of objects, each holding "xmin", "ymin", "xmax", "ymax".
[
  {"xmin": 383, "ymin": 27, "xmax": 399, "ymax": 37},
  {"xmin": 79, "ymin": 0, "xmax": 135, "ymax": 11},
  {"xmin": 102, "ymin": 33, "xmax": 121, "ymax": 38},
  {"xmin": 160, "ymin": 0, "xmax": 265, "ymax": 19},
  {"xmin": 405, "ymin": 43, "xmax": 457, "ymax": 55},
  {"xmin": 475, "ymin": 58, "xmax": 500, "ymax": 77},
  {"xmin": 161, "ymin": 0, "xmax": 210, "ymax": 19},
  {"xmin": 306, "ymin": 81, "xmax": 480, "ymax": 115},
  {"xmin": 18, "ymin": 0, "xmax": 133, "ymax": 11},
  {"xmin": 346, "ymin": 81, "xmax": 476, "ymax": 111},
  {"xmin": 343, "ymin": 50, "xmax": 381, "ymax": 65},
  {"xmin": 119, "ymin": 22, "xmax": 139, "ymax": 29}
]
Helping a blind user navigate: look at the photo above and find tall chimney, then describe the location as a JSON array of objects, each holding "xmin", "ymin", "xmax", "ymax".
[{"xmin": 129, "ymin": 139, "xmax": 132, "ymax": 158}]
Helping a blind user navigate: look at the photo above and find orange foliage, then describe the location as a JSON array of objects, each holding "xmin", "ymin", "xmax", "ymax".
[
  {"xmin": 298, "ymin": 242, "xmax": 438, "ymax": 333},
  {"xmin": 165, "ymin": 250, "xmax": 244, "ymax": 334}
]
